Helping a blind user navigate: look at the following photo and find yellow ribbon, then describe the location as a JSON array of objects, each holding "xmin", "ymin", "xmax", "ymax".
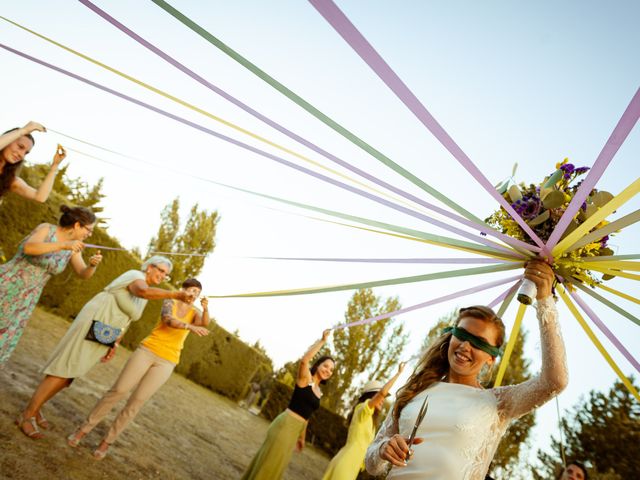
[
  {"xmin": 0, "ymin": 15, "xmax": 431, "ymax": 216},
  {"xmin": 553, "ymin": 177, "xmax": 640, "ymax": 257},
  {"xmin": 595, "ymin": 283, "xmax": 640, "ymax": 306},
  {"xmin": 577, "ymin": 260, "xmax": 640, "ymax": 272},
  {"xmin": 564, "ymin": 209, "xmax": 640, "ymax": 254},
  {"xmin": 494, "ymin": 303, "xmax": 527, "ymax": 387},
  {"xmin": 302, "ymin": 218, "xmax": 524, "ymax": 261},
  {"xmin": 557, "ymin": 285, "xmax": 640, "ymax": 402},
  {"xmin": 582, "ymin": 266, "xmax": 640, "ymax": 281}
]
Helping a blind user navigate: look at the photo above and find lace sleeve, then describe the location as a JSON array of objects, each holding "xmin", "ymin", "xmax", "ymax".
[
  {"xmin": 493, "ymin": 296, "xmax": 569, "ymax": 421},
  {"xmin": 365, "ymin": 406, "xmax": 398, "ymax": 476}
]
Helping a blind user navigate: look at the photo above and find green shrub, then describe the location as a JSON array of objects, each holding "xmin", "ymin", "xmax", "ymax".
[
  {"xmin": 176, "ymin": 323, "xmax": 270, "ymax": 400},
  {"xmin": 261, "ymin": 381, "xmax": 348, "ymax": 456}
]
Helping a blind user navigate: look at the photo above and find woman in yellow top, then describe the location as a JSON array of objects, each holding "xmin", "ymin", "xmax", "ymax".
[
  {"xmin": 322, "ymin": 362, "xmax": 405, "ymax": 480},
  {"xmin": 67, "ymin": 278, "xmax": 210, "ymax": 459}
]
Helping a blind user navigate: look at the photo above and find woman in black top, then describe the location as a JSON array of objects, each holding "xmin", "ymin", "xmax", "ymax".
[{"xmin": 241, "ymin": 329, "xmax": 335, "ymax": 480}]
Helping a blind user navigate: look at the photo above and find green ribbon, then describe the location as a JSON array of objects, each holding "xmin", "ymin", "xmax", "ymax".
[
  {"xmin": 443, "ymin": 326, "xmax": 502, "ymax": 357},
  {"xmin": 151, "ymin": 0, "xmax": 483, "ymax": 225},
  {"xmin": 209, "ymin": 263, "xmax": 519, "ymax": 297},
  {"xmin": 213, "ymin": 181, "xmax": 521, "ymax": 259},
  {"xmin": 569, "ymin": 280, "xmax": 640, "ymax": 328}
]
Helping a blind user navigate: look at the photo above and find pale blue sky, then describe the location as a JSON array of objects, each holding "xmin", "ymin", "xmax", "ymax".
[{"xmin": 2, "ymin": 1, "xmax": 638, "ymax": 472}]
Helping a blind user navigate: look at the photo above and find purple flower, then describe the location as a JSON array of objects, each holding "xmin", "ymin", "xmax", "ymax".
[{"xmin": 516, "ymin": 195, "xmax": 542, "ymax": 219}]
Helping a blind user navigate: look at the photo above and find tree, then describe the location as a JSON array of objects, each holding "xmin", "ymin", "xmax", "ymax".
[
  {"xmin": 147, "ymin": 197, "xmax": 219, "ymax": 288},
  {"xmin": 533, "ymin": 378, "xmax": 639, "ymax": 480},
  {"xmin": 321, "ymin": 288, "xmax": 409, "ymax": 414},
  {"xmin": 416, "ymin": 308, "xmax": 536, "ymax": 479},
  {"xmin": 148, "ymin": 197, "xmax": 180, "ymax": 255},
  {"xmin": 25, "ymin": 163, "xmax": 105, "ymax": 215}
]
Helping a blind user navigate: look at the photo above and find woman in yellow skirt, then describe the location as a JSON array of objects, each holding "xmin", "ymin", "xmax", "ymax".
[
  {"xmin": 322, "ymin": 362, "xmax": 406, "ymax": 480},
  {"xmin": 241, "ymin": 329, "xmax": 335, "ymax": 480}
]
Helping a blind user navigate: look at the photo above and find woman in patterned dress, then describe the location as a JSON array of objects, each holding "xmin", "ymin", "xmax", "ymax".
[{"xmin": 0, "ymin": 205, "xmax": 101, "ymax": 367}]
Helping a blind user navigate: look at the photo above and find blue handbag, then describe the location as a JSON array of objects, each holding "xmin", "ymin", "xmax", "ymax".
[{"xmin": 85, "ymin": 320, "xmax": 121, "ymax": 348}]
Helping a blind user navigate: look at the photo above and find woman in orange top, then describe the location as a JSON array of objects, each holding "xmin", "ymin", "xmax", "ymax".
[{"xmin": 67, "ymin": 278, "xmax": 210, "ymax": 459}]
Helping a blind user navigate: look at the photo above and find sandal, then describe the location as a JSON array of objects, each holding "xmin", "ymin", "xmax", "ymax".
[
  {"xmin": 15, "ymin": 415, "xmax": 44, "ymax": 440},
  {"xmin": 93, "ymin": 441, "xmax": 111, "ymax": 460},
  {"xmin": 67, "ymin": 430, "xmax": 85, "ymax": 448},
  {"xmin": 35, "ymin": 411, "xmax": 51, "ymax": 430}
]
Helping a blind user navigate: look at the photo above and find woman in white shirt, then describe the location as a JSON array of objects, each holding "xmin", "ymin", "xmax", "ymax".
[{"xmin": 365, "ymin": 260, "xmax": 568, "ymax": 480}]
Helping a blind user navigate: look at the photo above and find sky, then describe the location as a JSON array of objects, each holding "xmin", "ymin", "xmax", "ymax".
[{"xmin": 2, "ymin": 0, "xmax": 639, "ymax": 472}]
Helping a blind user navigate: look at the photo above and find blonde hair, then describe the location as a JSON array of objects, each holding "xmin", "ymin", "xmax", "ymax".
[{"xmin": 393, "ymin": 306, "xmax": 505, "ymax": 421}]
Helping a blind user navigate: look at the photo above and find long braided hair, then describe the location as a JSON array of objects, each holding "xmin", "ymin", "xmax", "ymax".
[{"xmin": 393, "ymin": 306, "xmax": 505, "ymax": 421}]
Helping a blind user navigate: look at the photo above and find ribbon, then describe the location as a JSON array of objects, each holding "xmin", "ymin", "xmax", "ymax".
[
  {"xmin": 0, "ymin": 42, "xmax": 526, "ymax": 259},
  {"xmin": 208, "ymin": 263, "xmax": 520, "ymax": 298},
  {"xmin": 595, "ymin": 283, "xmax": 640, "ymax": 306},
  {"xmin": 552, "ymin": 177, "xmax": 640, "ymax": 257},
  {"xmin": 545, "ymin": 88, "xmax": 640, "ymax": 252},
  {"xmin": 569, "ymin": 281, "xmax": 640, "ymax": 328},
  {"xmin": 301, "ymin": 219, "xmax": 522, "ymax": 260},
  {"xmin": 496, "ymin": 281, "xmax": 519, "ymax": 318},
  {"xmin": 0, "ymin": 14, "xmax": 429, "ymax": 215},
  {"xmin": 557, "ymin": 284, "xmax": 640, "ymax": 401},
  {"xmin": 250, "ymin": 256, "xmax": 514, "ymax": 265},
  {"xmin": 488, "ymin": 281, "xmax": 520, "ymax": 310},
  {"xmin": 582, "ymin": 267, "xmax": 640, "ymax": 282},
  {"xmin": 580, "ymin": 254, "xmax": 640, "ymax": 262},
  {"xmin": 494, "ymin": 303, "xmax": 527, "ymax": 386},
  {"xmin": 77, "ymin": 1, "xmax": 542, "ymax": 254},
  {"xmin": 568, "ymin": 289, "xmax": 640, "ymax": 374},
  {"xmin": 564, "ymin": 209, "xmax": 640, "ymax": 254},
  {"xmin": 577, "ymin": 261, "xmax": 640, "ymax": 272},
  {"xmin": 332, "ymin": 274, "xmax": 521, "ymax": 330},
  {"xmin": 149, "ymin": 0, "xmax": 488, "ymax": 226},
  {"xmin": 61, "ymin": 142, "xmax": 521, "ymax": 261},
  {"xmin": 83, "ymin": 243, "xmax": 208, "ymax": 257},
  {"xmin": 309, "ymin": 0, "xmax": 548, "ymax": 252}
]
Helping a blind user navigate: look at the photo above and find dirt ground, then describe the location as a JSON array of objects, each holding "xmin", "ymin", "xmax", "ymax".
[{"xmin": 0, "ymin": 309, "xmax": 330, "ymax": 480}]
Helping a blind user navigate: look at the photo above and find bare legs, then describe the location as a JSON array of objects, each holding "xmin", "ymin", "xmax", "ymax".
[{"xmin": 18, "ymin": 375, "xmax": 72, "ymax": 437}]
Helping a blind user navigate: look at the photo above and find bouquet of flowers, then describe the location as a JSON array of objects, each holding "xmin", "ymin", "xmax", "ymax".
[{"xmin": 486, "ymin": 159, "xmax": 614, "ymax": 290}]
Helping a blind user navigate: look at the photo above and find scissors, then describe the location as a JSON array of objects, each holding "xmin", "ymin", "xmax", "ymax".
[{"xmin": 406, "ymin": 394, "xmax": 429, "ymax": 460}]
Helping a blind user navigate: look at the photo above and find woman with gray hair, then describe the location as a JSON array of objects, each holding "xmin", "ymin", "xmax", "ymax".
[{"xmin": 17, "ymin": 256, "xmax": 192, "ymax": 439}]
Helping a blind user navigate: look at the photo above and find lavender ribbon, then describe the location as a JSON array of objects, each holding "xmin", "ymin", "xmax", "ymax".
[
  {"xmin": 0, "ymin": 42, "xmax": 520, "ymax": 257},
  {"xmin": 309, "ymin": 0, "xmax": 547, "ymax": 250},
  {"xmin": 79, "ymin": 0, "xmax": 538, "ymax": 254},
  {"xmin": 569, "ymin": 288, "xmax": 640, "ymax": 373},
  {"xmin": 546, "ymin": 87, "xmax": 640, "ymax": 252},
  {"xmin": 334, "ymin": 274, "xmax": 521, "ymax": 329}
]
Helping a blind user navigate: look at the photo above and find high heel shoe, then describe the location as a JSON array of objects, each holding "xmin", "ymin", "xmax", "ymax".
[{"xmin": 15, "ymin": 414, "xmax": 44, "ymax": 440}]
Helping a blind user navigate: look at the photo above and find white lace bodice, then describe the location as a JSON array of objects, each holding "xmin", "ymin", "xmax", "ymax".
[{"xmin": 365, "ymin": 296, "xmax": 568, "ymax": 480}]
